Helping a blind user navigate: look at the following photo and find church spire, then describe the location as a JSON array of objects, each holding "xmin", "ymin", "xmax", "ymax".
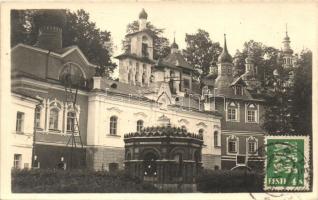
[
  {"xmin": 171, "ymin": 31, "xmax": 179, "ymax": 53},
  {"xmin": 218, "ymin": 34, "xmax": 232, "ymax": 63},
  {"xmin": 282, "ymin": 24, "xmax": 293, "ymax": 54}
]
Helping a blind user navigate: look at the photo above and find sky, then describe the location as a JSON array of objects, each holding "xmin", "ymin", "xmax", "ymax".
[{"xmin": 71, "ymin": 2, "xmax": 316, "ymax": 76}]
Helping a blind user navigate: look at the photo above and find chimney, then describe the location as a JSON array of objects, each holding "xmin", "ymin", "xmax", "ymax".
[{"xmin": 34, "ymin": 10, "xmax": 66, "ymax": 51}]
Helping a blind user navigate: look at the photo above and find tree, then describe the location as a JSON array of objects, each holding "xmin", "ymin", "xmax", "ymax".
[
  {"xmin": 290, "ymin": 50, "xmax": 312, "ymax": 135},
  {"xmin": 261, "ymin": 49, "xmax": 312, "ymax": 136},
  {"xmin": 183, "ymin": 29, "xmax": 222, "ymax": 80},
  {"xmin": 261, "ymin": 64, "xmax": 294, "ymax": 134},
  {"xmin": 232, "ymin": 40, "xmax": 280, "ymax": 86},
  {"xmin": 11, "ymin": 9, "xmax": 116, "ymax": 77},
  {"xmin": 124, "ymin": 20, "xmax": 170, "ymax": 60}
]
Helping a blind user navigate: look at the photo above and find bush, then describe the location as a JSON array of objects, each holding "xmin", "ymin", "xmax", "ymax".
[
  {"xmin": 197, "ymin": 169, "xmax": 264, "ymax": 192},
  {"xmin": 12, "ymin": 169, "xmax": 158, "ymax": 193}
]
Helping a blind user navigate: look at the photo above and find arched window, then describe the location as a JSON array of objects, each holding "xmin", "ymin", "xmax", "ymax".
[
  {"xmin": 49, "ymin": 108, "xmax": 59, "ymax": 130},
  {"xmin": 126, "ymin": 152, "xmax": 131, "ymax": 160},
  {"xmin": 198, "ymin": 129, "xmax": 204, "ymax": 137},
  {"xmin": 109, "ymin": 116, "xmax": 118, "ymax": 135},
  {"xmin": 214, "ymin": 131, "xmax": 219, "ymax": 147},
  {"xmin": 35, "ymin": 106, "xmax": 41, "ymax": 129},
  {"xmin": 173, "ymin": 153, "xmax": 183, "ymax": 176},
  {"xmin": 59, "ymin": 63, "xmax": 86, "ymax": 88},
  {"xmin": 137, "ymin": 120, "xmax": 144, "ymax": 132},
  {"xmin": 66, "ymin": 112, "xmax": 76, "ymax": 132}
]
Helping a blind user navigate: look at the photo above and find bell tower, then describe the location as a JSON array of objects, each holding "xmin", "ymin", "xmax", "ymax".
[{"xmin": 282, "ymin": 24, "xmax": 294, "ymax": 69}]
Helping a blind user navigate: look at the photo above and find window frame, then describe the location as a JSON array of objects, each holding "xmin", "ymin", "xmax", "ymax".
[
  {"xmin": 49, "ymin": 108, "xmax": 59, "ymax": 131},
  {"xmin": 226, "ymin": 102, "xmax": 240, "ymax": 122},
  {"xmin": 246, "ymin": 136, "xmax": 258, "ymax": 155},
  {"xmin": 226, "ymin": 135, "xmax": 239, "ymax": 155},
  {"xmin": 16, "ymin": 111, "xmax": 24, "ymax": 133},
  {"xmin": 137, "ymin": 120, "xmax": 144, "ymax": 132},
  {"xmin": 109, "ymin": 116, "xmax": 118, "ymax": 135},
  {"xmin": 245, "ymin": 103, "xmax": 259, "ymax": 123},
  {"xmin": 13, "ymin": 154, "xmax": 22, "ymax": 169},
  {"xmin": 214, "ymin": 131, "xmax": 220, "ymax": 147},
  {"xmin": 66, "ymin": 111, "xmax": 76, "ymax": 132},
  {"xmin": 35, "ymin": 106, "xmax": 41, "ymax": 129}
]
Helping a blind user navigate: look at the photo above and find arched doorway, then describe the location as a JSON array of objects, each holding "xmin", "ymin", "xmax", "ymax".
[{"xmin": 143, "ymin": 152, "xmax": 158, "ymax": 177}]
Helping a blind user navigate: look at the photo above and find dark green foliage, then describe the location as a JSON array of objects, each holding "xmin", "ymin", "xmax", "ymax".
[
  {"xmin": 11, "ymin": 9, "xmax": 116, "ymax": 77},
  {"xmin": 261, "ymin": 49, "xmax": 312, "ymax": 135},
  {"xmin": 183, "ymin": 29, "xmax": 222, "ymax": 80},
  {"xmin": 197, "ymin": 170, "xmax": 264, "ymax": 192},
  {"xmin": 12, "ymin": 169, "xmax": 158, "ymax": 193},
  {"xmin": 124, "ymin": 20, "xmax": 171, "ymax": 60},
  {"xmin": 290, "ymin": 50, "xmax": 312, "ymax": 135}
]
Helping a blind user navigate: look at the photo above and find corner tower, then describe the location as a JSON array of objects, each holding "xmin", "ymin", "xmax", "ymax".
[{"xmin": 33, "ymin": 9, "xmax": 66, "ymax": 51}]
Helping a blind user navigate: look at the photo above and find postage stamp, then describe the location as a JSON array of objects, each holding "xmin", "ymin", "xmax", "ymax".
[{"xmin": 264, "ymin": 136, "xmax": 310, "ymax": 191}]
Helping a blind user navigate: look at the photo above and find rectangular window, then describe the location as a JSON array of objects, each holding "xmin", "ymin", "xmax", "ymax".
[
  {"xmin": 247, "ymin": 110, "xmax": 256, "ymax": 122},
  {"xmin": 183, "ymin": 79, "xmax": 190, "ymax": 89},
  {"xmin": 13, "ymin": 154, "xmax": 22, "ymax": 169},
  {"xmin": 227, "ymin": 108, "xmax": 236, "ymax": 121},
  {"xmin": 16, "ymin": 112, "xmax": 24, "ymax": 133},
  {"xmin": 248, "ymin": 142, "xmax": 256, "ymax": 154},
  {"xmin": 228, "ymin": 141, "xmax": 237, "ymax": 153},
  {"xmin": 35, "ymin": 107, "xmax": 41, "ymax": 129}
]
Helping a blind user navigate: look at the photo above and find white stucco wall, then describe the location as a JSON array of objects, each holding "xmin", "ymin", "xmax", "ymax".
[
  {"xmin": 11, "ymin": 94, "xmax": 38, "ymax": 169},
  {"xmin": 87, "ymin": 93, "xmax": 221, "ymax": 156}
]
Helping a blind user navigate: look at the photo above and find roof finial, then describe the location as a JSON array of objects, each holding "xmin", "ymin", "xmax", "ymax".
[
  {"xmin": 285, "ymin": 23, "xmax": 288, "ymax": 37},
  {"xmin": 224, "ymin": 34, "xmax": 228, "ymax": 52},
  {"xmin": 173, "ymin": 31, "xmax": 176, "ymax": 43}
]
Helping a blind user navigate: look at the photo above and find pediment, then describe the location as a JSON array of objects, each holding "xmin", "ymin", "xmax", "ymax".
[
  {"xmin": 133, "ymin": 112, "xmax": 148, "ymax": 118},
  {"xmin": 196, "ymin": 122, "xmax": 208, "ymax": 128},
  {"xmin": 107, "ymin": 107, "xmax": 123, "ymax": 114},
  {"xmin": 178, "ymin": 118, "xmax": 190, "ymax": 125}
]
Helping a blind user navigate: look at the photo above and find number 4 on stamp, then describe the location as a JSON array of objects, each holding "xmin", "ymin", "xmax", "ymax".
[{"xmin": 264, "ymin": 136, "xmax": 310, "ymax": 191}]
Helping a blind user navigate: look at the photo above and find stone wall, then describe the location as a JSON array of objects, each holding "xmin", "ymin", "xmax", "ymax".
[
  {"xmin": 86, "ymin": 146, "xmax": 125, "ymax": 171},
  {"xmin": 202, "ymin": 154, "xmax": 221, "ymax": 170}
]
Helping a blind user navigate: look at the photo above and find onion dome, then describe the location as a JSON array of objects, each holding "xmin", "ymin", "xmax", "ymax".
[
  {"xmin": 33, "ymin": 9, "xmax": 66, "ymax": 28},
  {"xmin": 171, "ymin": 37, "xmax": 179, "ymax": 49},
  {"xmin": 282, "ymin": 26, "xmax": 294, "ymax": 54},
  {"xmin": 218, "ymin": 34, "xmax": 233, "ymax": 63},
  {"xmin": 139, "ymin": 8, "xmax": 148, "ymax": 19}
]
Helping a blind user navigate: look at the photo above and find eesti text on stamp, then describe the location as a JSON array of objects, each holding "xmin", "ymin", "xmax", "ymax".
[{"xmin": 264, "ymin": 135, "xmax": 310, "ymax": 191}]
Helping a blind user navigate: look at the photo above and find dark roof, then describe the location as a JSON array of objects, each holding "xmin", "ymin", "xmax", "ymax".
[
  {"xmin": 124, "ymin": 126, "xmax": 203, "ymax": 140},
  {"xmin": 157, "ymin": 52, "xmax": 194, "ymax": 71},
  {"xmin": 114, "ymin": 52, "xmax": 155, "ymax": 64},
  {"xmin": 214, "ymin": 76, "xmax": 256, "ymax": 101},
  {"xmin": 218, "ymin": 34, "xmax": 233, "ymax": 63},
  {"xmin": 230, "ymin": 76, "xmax": 247, "ymax": 86},
  {"xmin": 101, "ymin": 79, "xmax": 155, "ymax": 97}
]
